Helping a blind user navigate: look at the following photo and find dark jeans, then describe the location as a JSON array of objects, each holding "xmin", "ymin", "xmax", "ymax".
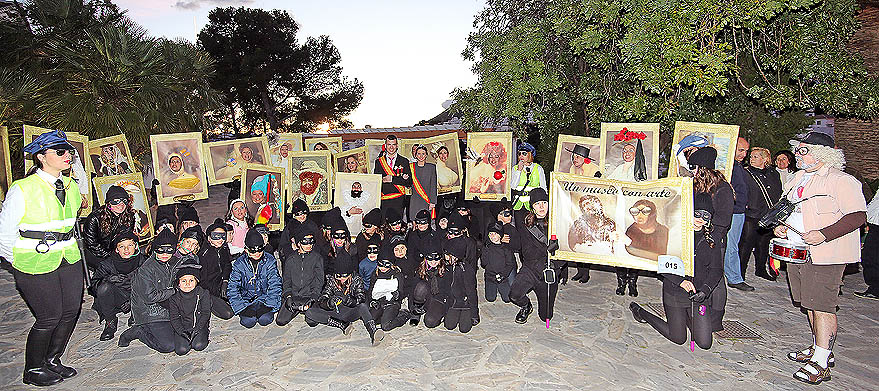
[
  {"xmin": 305, "ymin": 302, "xmax": 375, "ymax": 329},
  {"xmin": 174, "ymin": 327, "xmax": 209, "ymax": 356},
  {"xmin": 93, "ymin": 281, "xmax": 129, "ymax": 321},
  {"xmin": 210, "ymin": 295, "xmax": 234, "ymax": 320},
  {"xmin": 412, "ymin": 281, "xmax": 451, "ymax": 328},
  {"xmin": 128, "ymin": 321, "xmax": 175, "ymax": 353},
  {"xmin": 484, "ymin": 270, "xmax": 516, "ymax": 303},
  {"xmin": 14, "ymin": 261, "xmax": 84, "ymax": 368},
  {"xmin": 510, "ymin": 266, "xmax": 559, "ymax": 321},
  {"xmin": 863, "ymin": 223, "xmax": 879, "ymax": 291},
  {"xmin": 369, "ymin": 301, "xmax": 406, "ymax": 331},
  {"xmin": 636, "ymin": 301, "xmax": 714, "ymax": 350},
  {"xmin": 239, "ymin": 303, "xmax": 275, "ymax": 328},
  {"xmin": 739, "ymin": 217, "xmax": 772, "ymax": 276}
]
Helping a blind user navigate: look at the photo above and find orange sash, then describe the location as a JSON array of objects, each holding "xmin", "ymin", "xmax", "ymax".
[
  {"xmin": 410, "ymin": 163, "xmax": 436, "ymax": 218},
  {"xmin": 380, "ymin": 157, "xmax": 406, "ymax": 200}
]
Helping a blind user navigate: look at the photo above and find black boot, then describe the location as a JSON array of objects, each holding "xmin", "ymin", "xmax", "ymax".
[
  {"xmin": 515, "ymin": 302, "xmax": 533, "ymax": 324},
  {"xmin": 327, "ymin": 317, "xmax": 354, "ymax": 335},
  {"xmin": 571, "ymin": 266, "xmax": 589, "ymax": 282},
  {"xmin": 100, "ymin": 317, "xmax": 118, "ymax": 342},
  {"xmin": 629, "ymin": 302, "xmax": 647, "ymax": 323},
  {"xmin": 117, "ymin": 326, "xmax": 139, "ymax": 348},
  {"xmin": 365, "ymin": 319, "xmax": 384, "ymax": 346},
  {"xmin": 615, "ymin": 276, "xmax": 627, "ymax": 296},
  {"xmin": 23, "ymin": 327, "xmax": 63, "ymax": 387},
  {"xmin": 45, "ymin": 320, "xmax": 78, "ymax": 379},
  {"xmin": 627, "ymin": 275, "xmax": 638, "ymax": 297},
  {"xmin": 409, "ymin": 303, "xmax": 425, "ymax": 326}
]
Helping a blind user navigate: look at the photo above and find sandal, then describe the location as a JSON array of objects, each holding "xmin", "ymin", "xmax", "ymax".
[
  {"xmin": 793, "ymin": 361, "xmax": 831, "ymax": 385},
  {"xmin": 787, "ymin": 346, "xmax": 835, "ymax": 367}
]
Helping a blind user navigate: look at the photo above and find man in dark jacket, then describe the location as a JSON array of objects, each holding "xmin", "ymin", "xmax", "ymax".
[
  {"xmin": 739, "ymin": 147, "xmax": 783, "ymax": 280},
  {"xmin": 93, "ymin": 231, "xmax": 144, "ymax": 341},
  {"xmin": 118, "ymin": 229, "xmax": 181, "ymax": 353},
  {"xmin": 374, "ymin": 135, "xmax": 412, "ymax": 221},
  {"xmin": 277, "ymin": 227, "xmax": 325, "ymax": 326},
  {"xmin": 725, "ymin": 137, "xmax": 754, "ymax": 291}
]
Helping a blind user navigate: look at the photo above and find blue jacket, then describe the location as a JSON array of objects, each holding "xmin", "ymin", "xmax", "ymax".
[
  {"xmin": 359, "ymin": 257, "xmax": 377, "ymax": 290},
  {"xmin": 227, "ymin": 252, "xmax": 282, "ymax": 314},
  {"xmin": 731, "ymin": 161, "xmax": 749, "ymax": 214}
]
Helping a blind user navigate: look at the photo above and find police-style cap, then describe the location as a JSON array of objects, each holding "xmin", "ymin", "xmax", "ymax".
[{"xmin": 23, "ymin": 129, "xmax": 75, "ymax": 154}]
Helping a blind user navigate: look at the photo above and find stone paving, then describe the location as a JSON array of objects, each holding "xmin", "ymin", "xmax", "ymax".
[{"xmin": 0, "ymin": 185, "xmax": 876, "ymax": 390}]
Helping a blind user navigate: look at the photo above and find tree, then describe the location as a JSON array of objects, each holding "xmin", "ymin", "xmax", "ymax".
[
  {"xmin": 456, "ymin": 0, "xmax": 877, "ymax": 164},
  {"xmin": 198, "ymin": 7, "xmax": 363, "ymax": 133},
  {"xmin": 0, "ymin": 0, "xmax": 222, "ymax": 160}
]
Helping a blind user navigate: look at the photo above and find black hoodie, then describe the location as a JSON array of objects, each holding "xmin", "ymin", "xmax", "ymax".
[
  {"xmin": 168, "ymin": 285, "xmax": 212, "ymax": 335},
  {"xmin": 198, "ymin": 244, "xmax": 232, "ymax": 298}
]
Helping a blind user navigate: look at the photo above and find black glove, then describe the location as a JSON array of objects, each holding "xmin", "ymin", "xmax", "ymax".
[
  {"xmin": 119, "ymin": 300, "xmax": 131, "ymax": 314},
  {"xmin": 689, "ymin": 290, "xmax": 707, "ymax": 302},
  {"xmin": 220, "ymin": 280, "xmax": 228, "ymax": 299},
  {"xmin": 106, "ymin": 274, "xmax": 125, "ymax": 284},
  {"xmin": 471, "ymin": 317, "xmax": 480, "ymax": 326},
  {"xmin": 285, "ymin": 296, "xmax": 295, "ymax": 313},
  {"xmin": 494, "ymin": 273, "xmax": 504, "ymax": 283},
  {"xmin": 390, "ymin": 290, "xmax": 400, "ymax": 302},
  {"xmin": 547, "ymin": 239, "xmax": 560, "ymax": 255}
]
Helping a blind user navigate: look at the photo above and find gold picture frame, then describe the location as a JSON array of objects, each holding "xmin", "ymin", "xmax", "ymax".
[
  {"xmin": 150, "ymin": 132, "xmax": 209, "ymax": 205},
  {"xmin": 335, "ymin": 146, "xmax": 370, "ymax": 174},
  {"xmin": 240, "ymin": 163, "xmax": 286, "ymax": 231},
  {"xmin": 554, "ymin": 134, "xmax": 602, "ymax": 177},
  {"xmin": 203, "ymin": 136, "xmax": 271, "ymax": 185},
  {"xmin": 399, "ymin": 133, "xmax": 463, "ymax": 195},
  {"xmin": 669, "ymin": 121, "xmax": 740, "ymax": 180},
  {"xmin": 333, "ymin": 172, "xmax": 382, "ymax": 237},
  {"xmin": 304, "ymin": 136, "xmax": 343, "ymax": 154},
  {"xmin": 464, "ymin": 131, "xmax": 512, "ymax": 201},
  {"xmin": 0, "ymin": 126, "xmax": 12, "ymax": 203},
  {"xmin": 599, "ymin": 123, "xmax": 660, "ymax": 182},
  {"xmin": 93, "ymin": 172, "xmax": 155, "ymax": 242},
  {"xmin": 89, "ymin": 134, "xmax": 137, "ymax": 177},
  {"xmin": 289, "ymin": 150, "xmax": 334, "ymax": 212}
]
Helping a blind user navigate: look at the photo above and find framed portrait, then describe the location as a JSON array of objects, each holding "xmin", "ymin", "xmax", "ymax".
[
  {"xmin": 150, "ymin": 132, "xmax": 209, "ymax": 205},
  {"xmin": 89, "ymin": 134, "xmax": 136, "ymax": 177},
  {"xmin": 23, "ymin": 125, "xmax": 93, "ymax": 215},
  {"xmin": 336, "ymin": 146, "xmax": 370, "ymax": 174},
  {"xmin": 203, "ymin": 136, "xmax": 271, "ymax": 185},
  {"xmin": 399, "ymin": 133, "xmax": 463, "ymax": 195},
  {"xmin": 269, "ymin": 132, "xmax": 303, "ymax": 168},
  {"xmin": 333, "ymin": 172, "xmax": 382, "ymax": 237},
  {"xmin": 94, "ymin": 172, "xmax": 155, "ymax": 242},
  {"xmin": 365, "ymin": 139, "xmax": 385, "ymax": 169},
  {"xmin": 554, "ymin": 135, "xmax": 603, "ymax": 178},
  {"xmin": 305, "ymin": 136, "xmax": 342, "ymax": 154},
  {"xmin": 464, "ymin": 131, "xmax": 512, "ymax": 201},
  {"xmin": 599, "ymin": 123, "xmax": 660, "ymax": 182},
  {"xmin": 289, "ymin": 151, "xmax": 333, "ymax": 212},
  {"xmin": 669, "ymin": 121, "xmax": 740, "ymax": 180},
  {"xmin": 0, "ymin": 127, "xmax": 11, "ymax": 203},
  {"xmin": 548, "ymin": 172, "xmax": 694, "ymax": 275},
  {"xmin": 240, "ymin": 163, "xmax": 286, "ymax": 231}
]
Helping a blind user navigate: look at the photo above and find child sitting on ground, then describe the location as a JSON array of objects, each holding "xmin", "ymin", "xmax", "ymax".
[{"xmin": 169, "ymin": 260, "xmax": 212, "ymax": 355}]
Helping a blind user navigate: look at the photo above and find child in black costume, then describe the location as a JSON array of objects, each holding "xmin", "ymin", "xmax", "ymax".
[
  {"xmin": 169, "ymin": 260, "xmax": 212, "ymax": 355},
  {"xmin": 198, "ymin": 219, "xmax": 235, "ymax": 320},
  {"xmin": 93, "ymin": 232, "xmax": 144, "ymax": 341},
  {"xmin": 481, "ymin": 222, "xmax": 517, "ymax": 303},
  {"xmin": 367, "ymin": 253, "xmax": 409, "ymax": 331},
  {"xmin": 629, "ymin": 193, "xmax": 726, "ymax": 349}
]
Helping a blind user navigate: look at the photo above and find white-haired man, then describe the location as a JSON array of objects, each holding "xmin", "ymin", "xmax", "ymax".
[{"xmin": 773, "ymin": 132, "xmax": 866, "ymax": 385}]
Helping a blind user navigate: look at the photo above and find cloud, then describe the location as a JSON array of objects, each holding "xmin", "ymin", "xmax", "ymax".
[{"xmin": 174, "ymin": 0, "xmax": 255, "ymax": 10}]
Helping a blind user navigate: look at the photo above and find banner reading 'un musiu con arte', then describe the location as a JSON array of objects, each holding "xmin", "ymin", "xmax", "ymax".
[{"xmin": 549, "ymin": 172, "xmax": 695, "ymax": 276}]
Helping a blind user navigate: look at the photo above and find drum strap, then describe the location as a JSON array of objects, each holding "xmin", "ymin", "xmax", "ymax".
[{"xmin": 745, "ymin": 168, "xmax": 773, "ymax": 207}]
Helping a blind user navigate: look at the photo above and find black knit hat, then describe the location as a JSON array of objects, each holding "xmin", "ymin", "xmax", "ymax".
[
  {"xmin": 180, "ymin": 225, "xmax": 204, "ymax": 243},
  {"xmin": 113, "ymin": 231, "xmax": 138, "ymax": 247},
  {"xmin": 390, "ymin": 234, "xmax": 407, "ymax": 248},
  {"xmin": 422, "ymin": 239, "xmax": 441, "ymax": 259},
  {"xmin": 244, "ymin": 228, "xmax": 266, "ymax": 252},
  {"xmin": 105, "ymin": 185, "xmax": 128, "ymax": 204},
  {"xmin": 447, "ymin": 213, "xmax": 465, "ymax": 229},
  {"xmin": 487, "ymin": 222, "xmax": 504, "ymax": 236},
  {"xmin": 528, "ymin": 188, "xmax": 548, "ymax": 206},
  {"xmin": 415, "ymin": 209, "xmax": 431, "ymax": 224},
  {"xmin": 175, "ymin": 259, "xmax": 202, "ymax": 281},
  {"xmin": 334, "ymin": 249, "xmax": 355, "ymax": 275},
  {"xmin": 179, "ymin": 207, "xmax": 199, "ymax": 224},
  {"xmin": 155, "ymin": 205, "xmax": 177, "ymax": 228},
  {"xmin": 385, "ymin": 208, "xmax": 403, "ymax": 225},
  {"xmin": 363, "ymin": 208, "xmax": 382, "ymax": 226},
  {"xmin": 489, "ymin": 197, "xmax": 512, "ymax": 218},
  {"xmin": 687, "ymin": 146, "xmax": 717, "ymax": 170},
  {"xmin": 444, "ymin": 237, "xmax": 468, "ymax": 259},
  {"xmin": 153, "ymin": 229, "xmax": 177, "ymax": 249},
  {"xmin": 291, "ymin": 198, "xmax": 309, "ymax": 214},
  {"xmin": 206, "ymin": 218, "xmax": 228, "ymax": 235},
  {"xmin": 694, "ymin": 193, "xmax": 715, "ymax": 215},
  {"xmin": 293, "ymin": 225, "xmax": 315, "ymax": 243}
]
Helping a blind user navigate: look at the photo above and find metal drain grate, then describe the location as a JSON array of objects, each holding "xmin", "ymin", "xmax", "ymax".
[
  {"xmin": 641, "ymin": 303, "xmax": 763, "ymax": 340},
  {"xmin": 715, "ymin": 320, "xmax": 763, "ymax": 340}
]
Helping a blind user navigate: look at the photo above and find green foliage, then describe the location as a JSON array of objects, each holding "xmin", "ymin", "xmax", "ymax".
[
  {"xmin": 456, "ymin": 0, "xmax": 876, "ymax": 164},
  {"xmin": 0, "ymin": 0, "xmax": 222, "ymax": 160},
  {"xmin": 198, "ymin": 7, "xmax": 363, "ymax": 133}
]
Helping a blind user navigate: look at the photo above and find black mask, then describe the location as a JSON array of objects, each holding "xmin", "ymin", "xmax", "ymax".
[
  {"xmin": 366, "ymin": 246, "xmax": 380, "ymax": 255},
  {"xmin": 208, "ymin": 231, "xmax": 226, "ymax": 241},
  {"xmin": 154, "ymin": 245, "xmax": 175, "ymax": 255},
  {"xmin": 299, "ymin": 237, "xmax": 315, "ymax": 246},
  {"xmin": 351, "ymin": 190, "xmax": 362, "ymax": 198},
  {"xmin": 332, "ymin": 232, "xmax": 348, "ymax": 240}
]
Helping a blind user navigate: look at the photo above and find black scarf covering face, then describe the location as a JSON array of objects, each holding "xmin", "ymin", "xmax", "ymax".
[{"xmin": 634, "ymin": 139, "xmax": 647, "ymax": 181}]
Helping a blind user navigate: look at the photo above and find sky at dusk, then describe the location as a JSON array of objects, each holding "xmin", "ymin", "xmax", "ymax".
[{"xmin": 114, "ymin": 0, "xmax": 484, "ymax": 129}]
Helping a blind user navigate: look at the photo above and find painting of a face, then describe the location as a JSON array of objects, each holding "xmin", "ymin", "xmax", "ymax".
[
  {"xmin": 622, "ymin": 144, "xmax": 636, "ymax": 163},
  {"xmin": 346, "ymin": 156, "xmax": 358, "ymax": 172},
  {"xmin": 572, "ymin": 154, "xmax": 585, "ymax": 167},
  {"xmin": 299, "ymin": 171, "xmax": 323, "ymax": 195},
  {"xmin": 240, "ymin": 146, "xmax": 254, "ymax": 162},
  {"xmin": 488, "ymin": 153, "xmax": 500, "ymax": 167},
  {"xmin": 169, "ymin": 156, "xmax": 183, "ymax": 172},
  {"xmin": 251, "ymin": 189, "xmax": 265, "ymax": 204},
  {"xmin": 313, "ymin": 143, "xmax": 328, "ymax": 151},
  {"xmin": 580, "ymin": 196, "xmax": 604, "ymax": 216},
  {"xmin": 280, "ymin": 143, "xmax": 290, "ymax": 158},
  {"xmin": 437, "ymin": 147, "xmax": 449, "ymax": 162},
  {"xmin": 415, "ymin": 148, "xmax": 427, "ymax": 162},
  {"xmin": 352, "ymin": 182, "xmax": 362, "ymax": 192},
  {"xmin": 101, "ymin": 145, "xmax": 116, "ymax": 160},
  {"xmin": 385, "ymin": 138, "xmax": 398, "ymax": 155}
]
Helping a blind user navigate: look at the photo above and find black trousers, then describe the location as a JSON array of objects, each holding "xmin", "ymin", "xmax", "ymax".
[
  {"xmin": 174, "ymin": 327, "xmax": 209, "ymax": 356},
  {"xmin": 443, "ymin": 308, "xmax": 473, "ymax": 333},
  {"xmin": 127, "ymin": 321, "xmax": 175, "ymax": 353},
  {"xmin": 510, "ymin": 266, "xmax": 559, "ymax": 322},
  {"xmin": 863, "ymin": 223, "xmax": 879, "ymax": 291},
  {"xmin": 369, "ymin": 301, "xmax": 406, "ymax": 331},
  {"xmin": 381, "ymin": 197, "xmax": 406, "ymax": 221},
  {"xmin": 739, "ymin": 217, "xmax": 772, "ymax": 276},
  {"xmin": 305, "ymin": 303, "xmax": 375, "ymax": 329},
  {"xmin": 210, "ymin": 295, "xmax": 234, "ymax": 320},
  {"xmin": 14, "ymin": 260, "xmax": 84, "ymax": 369},
  {"xmin": 636, "ymin": 301, "xmax": 714, "ymax": 350},
  {"xmin": 484, "ymin": 270, "xmax": 515, "ymax": 303},
  {"xmin": 93, "ymin": 281, "xmax": 129, "ymax": 321},
  {"xmin": 412, "ymin": 281, "xmax": 451, "ymax": 328}
]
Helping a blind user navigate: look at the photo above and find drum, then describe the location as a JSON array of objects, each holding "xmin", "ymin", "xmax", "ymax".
[{"xmin": 769, "ymin": 238, "xmax": 809, "ymax": 264}]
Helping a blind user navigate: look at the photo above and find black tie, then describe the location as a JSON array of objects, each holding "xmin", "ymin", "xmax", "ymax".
[{"xmin": 55, "ymin": 179, "xmax": 65, "ymax": 206}]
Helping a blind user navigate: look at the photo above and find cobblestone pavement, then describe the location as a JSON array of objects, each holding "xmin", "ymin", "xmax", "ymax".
[{"xmin": 0, "ymin": 186, "xmax": 876, "ymax": 390}]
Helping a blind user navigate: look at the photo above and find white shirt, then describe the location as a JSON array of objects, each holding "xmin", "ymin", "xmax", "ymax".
[
  {"xmin": 385, "ymin": 153, "xmax": 398, "ymax": 172},
  {"xmin": 0, "ymin": 170, "xmax": 64, "ymax": 261},
  {"xmin": 867, "ymin": 193, "xmax": 879, "ymax": 225},
  {"xmin": 785, "ymin": 172, "xmax": 816, "ymax": 244}
]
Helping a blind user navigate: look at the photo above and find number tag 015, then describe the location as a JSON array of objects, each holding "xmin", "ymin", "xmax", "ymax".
[{"xmin": 657, "ymin": 255, "xmax": 685, "ymax": 277}]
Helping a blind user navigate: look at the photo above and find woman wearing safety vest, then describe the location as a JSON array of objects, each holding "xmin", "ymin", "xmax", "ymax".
[
  {"xmin": 0, "ymin": 129, "xmax": 85, "ymax": 386},
  {"xmin": 510, "ymin": 142, "xmax": 547, "ymax": 223}
]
